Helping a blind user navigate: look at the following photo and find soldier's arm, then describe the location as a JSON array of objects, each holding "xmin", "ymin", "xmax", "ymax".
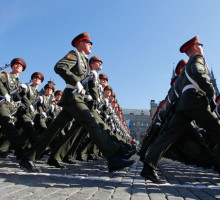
[
  {"xmin": 54, "ymin": 51, "xmax": 80, "ymax": 86},
  {"xmin": 21, "ymin": 87, "xmax": 32, "ymax": 108},
  {"xmin": 88, "ymin": 80, "xmax": 99, "ymax": 100},
  {"xmin": 0, "ymin": 73, "xmax": 8, "ymax": 96},
  {"xmin": 191, "ymin": 56, "xmax": 215, "ymax": 98}
]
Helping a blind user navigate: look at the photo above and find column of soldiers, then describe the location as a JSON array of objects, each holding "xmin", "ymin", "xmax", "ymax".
[
  {"xmin": 139, "ymin": 35, "xmax": 220, "ymax": 184},
  {"xmin": 0, "ymin": 32, "xmax": 136, "ymax": 173}
]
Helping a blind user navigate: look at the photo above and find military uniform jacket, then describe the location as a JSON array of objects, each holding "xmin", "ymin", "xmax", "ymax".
[
  {"xmin": 21, "ymin": 85, "xmax": 39, "ymax": 108},
  {"xmin": 176, "ymin": 54, "xmax": 215, "ymax": 111},
  {"xmin": 50, "ymin": 100, "xmax": 62, "ymax": 118},
  {"xmin": 0, "ymin": 71, "xmax": 23, "ymax": 102},
  {"xmin": 37, "ymin": 95, "xmax": 53, "ymax": 115},
  {"xmin": 54, "ymin": 50, "xmax": 99, "ymax": 105}
]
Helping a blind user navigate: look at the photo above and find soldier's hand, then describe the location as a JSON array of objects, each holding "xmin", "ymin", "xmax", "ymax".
[
  {"xmin": 76, "ymin": 81, "xmax": 83, "ymax": 94},
  {"xmin": 40, "ymin": 112, "xmax": 47, "ymax": 118},
  {"xmin": 50, "ymin": 105, "xmax": 55, "ymax": 112},
  {"xmin": 29, "ymin": 104, "xmax": 34, "ymax": 112},
  {"xmin": 20, "ymin": 84, "xmax": 28, "ymax": 93},
  {"xmin": 91, "ymin": 70, "xmax": 98, "ymax": 84},
  {"xmin": 209, "ymin": 97, "xmax": 217, "ymax": 112},
  {"xmin": 39, "ymin": 96, "xmax": 44, "ymax": 104},
  {"xmin": 4, "ymin": 93, "xmax": 11, "ymax": 102}
]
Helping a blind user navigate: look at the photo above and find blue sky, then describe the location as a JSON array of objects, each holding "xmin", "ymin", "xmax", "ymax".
[{"xmin": 1, "ymin": 0, "xmax": 220, "ymax": 109}]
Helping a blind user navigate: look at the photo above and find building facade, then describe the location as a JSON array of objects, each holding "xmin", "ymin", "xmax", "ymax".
[{"xmin": 122, "ymin": 100, "xmax": 158, "ymax": 143}]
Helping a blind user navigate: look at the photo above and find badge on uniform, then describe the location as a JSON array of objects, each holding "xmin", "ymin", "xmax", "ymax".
[
  {"xmin": 197, "ymin": 58, "xmax": 204, "ymax": 64},
  {"xmin": 66, "ymin": 53, "xmax": 74, "ymax": 59}
]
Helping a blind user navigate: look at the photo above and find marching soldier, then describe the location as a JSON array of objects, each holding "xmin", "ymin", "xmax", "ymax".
[
  {"xmin": 19, "ymin": 32, "xmax": 135, "ymax": 172},
  {"xmin": 140, "ymin": 35, "xmax": 220, "ymax": 183},
  {"xmin": 15, "ymin": 72, "xmax": 44, "ymax": 148},
  {"xmin": 0, "ymin": 58, "xmax": 28, "ymax": 159},
  {"xmin": 34, "ymin": 83, "xmax": 55, "ymax": 135}
]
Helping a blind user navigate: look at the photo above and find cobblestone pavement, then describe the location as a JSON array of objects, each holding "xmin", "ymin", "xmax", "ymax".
[{"xmin": 0, "ymin": 154, "xmax": 220, "ymax": 200}]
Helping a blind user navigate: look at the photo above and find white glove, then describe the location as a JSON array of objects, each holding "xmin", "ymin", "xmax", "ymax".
[
  {"xmin": 4, "ymin": 93, "xmax": 11, "ymax": 102},
  {"xmin": 40, "ymin": 112, "xmax": 47, "ymax": 118},
  {"xmin": 76, "ymin": 81, "xmax": 83, "ymax": 94},
  {"xmin": 29, "ymin": 105, "xmax": 34, "ymax": 112},
  {"xmin": 39, "ymin": 96, "xmax": 44, "ymax": 104},
  {"xmin": 50, "ymin": 105, "xmax": 55, "ymax": 112},
  {"xmin": 91, "ymin": 70, "xmax": 98, "ymax": 84},
  {"xmin": 94, "ymin": 98, "xmax": 100, "ymax": 106},
  {"xmin": 20, "ymin": 84, "xmax": 28, "ymax": 93}
]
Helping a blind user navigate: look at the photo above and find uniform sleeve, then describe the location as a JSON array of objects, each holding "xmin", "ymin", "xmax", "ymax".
[
  {"xmin": 37, "ymin": 96, "xmax": 44, "ymax": 114},
  {"xmin": 54, "ymin": 51, "xmax": 80, "ymax": 86},
  {"xmin": 191, "ymin": 56, "xmax": 215, "ymax": 98},
  {"xmin": 88, "ymin": 80, "xmax": 99, "ymax": 100},
  {"xmin": 21, "ymin": 87, "xmax": 32, "ymax": 107},
  {"xmin": 0, "ymin": 73, "xmax": 8, "ymax": 96}
]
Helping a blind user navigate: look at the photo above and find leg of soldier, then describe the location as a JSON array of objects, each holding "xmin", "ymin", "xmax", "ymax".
[
  {"xmin": 65, "ymin": 95, "xmax": 120, "ymax": 159},
  {"xmin": 76, "ymin": 135, "xmax": 92, "ymax": 161},
  {"xmin": 142, "ymin": 117, "xmax": 171, "ymax": 160},
  {"xmin": 0, "ymin": 103, "xmax": 26, "ymax": 157},
  {"xmin": 143, "ymin": 111, "xmax": 190, "ymax": 170},
  {"xmin": 183, "ymin": 108, "xmax": 220, "ymax": 145},
  {"xmin": 26, "ymin": 109, "xmax": 72, "ymax": 161},
  {"xmin": 17, "ymin": 114, "xmax": 38, "ymax": 146},
  {"xmin": 37, "ymin": 118, "xmax": 47, "ymax": 135},
  {"xmin": 90, "ymin": 107, "xmax": 129, "ymax": 155},
  {"xmin": 50, "ymin": 121, "xmax": 84, "ymax": 162},
  {"xmin": 0, "ymin": 136, "xmax": 11, "ymax": 152},
  {"xmin": 64, "ymin": 128, "xmax": 89, "ymax": 161}
]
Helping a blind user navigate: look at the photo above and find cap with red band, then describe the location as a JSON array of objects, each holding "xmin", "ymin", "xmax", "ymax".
[
  {"xmin": 31, "ymin": 72, "xmax": 44, "ymax": 82},
  {"xmin": 44, "ymin": 83, "xmax": 55, "ymax": 92},
  {"xmin": 71, "ymin": 32, "xmax": 92, "ymax": 47},
  {"xmin": 99, "ymin": 73, "xmax": 108, "ymax": 81},
  {"xmin": 175, "ymin": 59, "xmax": 187, "ymax": 75},
  {"xmin": 180, "ymin": 35, "xmax": 203, "ymax": 53},
  {"xmin": 55, "ymin": 90, "xmax": 63, "ymax": 96},
  {"xmin": 89, "ymin": 56, "xmax": 102, "ymax": 66},
  {"xmin": 104, "ymin": 85, "xmax": 112, "ymax": 92},
  {"xmin": 11, "ymin": 58, "xmax": 26, "ymax": 71}
]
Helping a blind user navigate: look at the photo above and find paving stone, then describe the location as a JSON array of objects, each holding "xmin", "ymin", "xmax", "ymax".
[{"xmin": 1, "ymin": 155, "xmax": 220, "ymax": 199}]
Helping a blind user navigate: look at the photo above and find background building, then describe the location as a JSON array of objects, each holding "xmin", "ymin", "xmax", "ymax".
[{"xmin": 122, "ymin": 100, "xmax": 158, "ymax": 144}]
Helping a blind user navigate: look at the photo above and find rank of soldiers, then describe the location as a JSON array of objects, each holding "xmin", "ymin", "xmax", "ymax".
[
  {"xmin": 1, "ymin": 33, "xmax": 220, "ymax": 185},
  {"xmin": 0, "ymin": 32, "xmax": 136, "ymax": 174}
]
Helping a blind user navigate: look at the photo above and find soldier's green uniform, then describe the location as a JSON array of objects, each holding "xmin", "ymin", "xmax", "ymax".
[
  {"xmin": 15, "ymin": 72, "xmax": 44, "ymax": 147},
  {"xmin": 25, "ymin": 34, "xmax": 121, "ymax": 162},
  {"xmin": 34, "ymin": 83, "xmax": 55, "ymax": 135},
  {"xmin": 0, "ymin": 58, "xmax": 27, "ymax": 158},
  {"xmin": 143, "ymin": 36, "xmax": 220, "ymax": 170}
]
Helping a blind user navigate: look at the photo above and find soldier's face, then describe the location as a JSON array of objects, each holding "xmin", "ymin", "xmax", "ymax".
[
  {"xmin": 109, "ymin": 96, "xmax": 114, "ymax": 103},
  {"xmin": 104, "ymin": 89, "xmax": 111, "ymax": 98},
  {"xmin": 100, "ymin": 79, "xmax": 107, "ymax": 88},
  {"xmin": 55, "ymin": 94, "xmax": 62, "ymax": 101},
  {"xmin": 81, "ymin": 41, "xmax": 92, "ymax": 55},
  {"xmin": 91, "ymin": 61, "xmax": 102, "ymax": 72},
  {"xmin": 32, "ymin": 77, "xmax": 42, "ymax": 86},
  {"xmin": 12, "ymin": 63, "xmax": 23, "ymax": 74},
  {"xmin": 195, "ymin": 44, "xmax": 204, "ymax": 56},
  {"xmin": 45, "ymin": 88, "xmax": 53, "ymax": 96}
]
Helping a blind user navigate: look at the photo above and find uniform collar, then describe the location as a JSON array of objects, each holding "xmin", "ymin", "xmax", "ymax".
[{"xmin": 80, "ymin": 51, "xmax": 88, "ymax": 59}]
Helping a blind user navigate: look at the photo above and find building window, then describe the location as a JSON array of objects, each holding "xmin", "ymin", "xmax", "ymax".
[
  {"xmin": 142, "ymin": 123, "xmax": 144, "ymax": 127},
  {"xmin": 133, "ymin": 122, "xmax": 136, "ymax": 126},
  {"xmin": 146, "ymin": 123, "xmax": 149, "ymax": 127}
]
